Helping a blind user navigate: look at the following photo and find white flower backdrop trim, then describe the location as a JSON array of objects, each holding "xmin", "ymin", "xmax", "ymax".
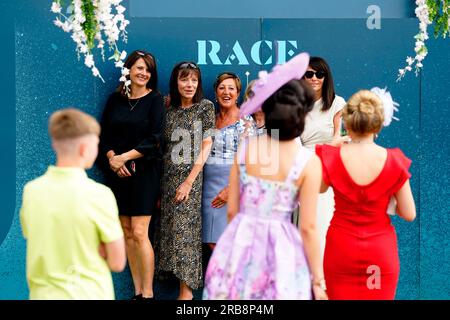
[
  {"xmin": 398, "ymin": 0, "xmax": 449, "ymax": 81},
  {"xmin": 51, "ymin": 0, "xmax": 130, "ymax": 82}
]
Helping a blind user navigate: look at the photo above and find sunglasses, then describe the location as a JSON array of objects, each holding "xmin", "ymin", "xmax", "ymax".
[
  {"xmin": 136, "ymin": 51, "xmax": 153, "ymax": 59},
  {"xmin": 304, "ymin": 70, "xmax": 326, "ymax": 79},
  {"xmin": 179, "ymin": 62, "xmax": 198, "ymax": 70}
]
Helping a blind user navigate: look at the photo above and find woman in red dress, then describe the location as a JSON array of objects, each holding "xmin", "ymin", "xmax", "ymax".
[{"xmin": 316, "ymin": 89, "xmax": 416, "ymax": 299}]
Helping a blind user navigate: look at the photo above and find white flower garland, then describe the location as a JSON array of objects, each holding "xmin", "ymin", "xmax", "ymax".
[
  {"xmin": 51, "ymin": 0, "xmax": 130, "ymax": 82},
  {"xmin": 397, "ymin": 0, "xmax": 431, "ymax": 81},
  {"xmin": 398, "ymin": 0, "xmax": 450, "ymax": 81}
]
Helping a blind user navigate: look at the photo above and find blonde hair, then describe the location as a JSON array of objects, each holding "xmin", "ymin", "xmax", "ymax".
[
  {"xmin": 49, "ymin": 108, "xmax": 100, "ymax": 140},
  {"xmin": 243, "ymin": 80, "xmax": 257, "ymax": 102},
  {"xmin": 343, "ymin": 90, "xmax": 384, "ymax": 135}
]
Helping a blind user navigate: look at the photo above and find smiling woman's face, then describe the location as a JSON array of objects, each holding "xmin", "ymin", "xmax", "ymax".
[
  {"xmin": 129, "ymin": 57, "xmax": 151, "ymax": 88},
  {"xmin": 216, "ymin": 78, "xmax": 239, "ymax": 110}
]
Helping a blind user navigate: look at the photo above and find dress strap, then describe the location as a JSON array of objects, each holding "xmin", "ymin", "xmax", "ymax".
[
  {"xmin": 237, "ymin": 137, "xmax": 249, "ymax": 178},
  {"xmin": 285, "ymin": 147, "xmax": 313, "ymax": 185},
  {"xmin": 238, "ymin": 138, "xmax": 248, "ymax": 165}
]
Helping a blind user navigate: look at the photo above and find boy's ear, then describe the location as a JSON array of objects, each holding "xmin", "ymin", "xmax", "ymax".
[
  {"xmin": 78, "ymin": 140, "xmax": 87, "ymax": 158},
  {"xmin": 51, "ymin": 140, "xmax": 57, "ymax": 152}
]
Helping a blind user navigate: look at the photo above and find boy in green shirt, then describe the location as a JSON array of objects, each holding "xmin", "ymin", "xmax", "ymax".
[{"xmin": 20, "ymin": 108, "xmax": 126, "ymax": 299}]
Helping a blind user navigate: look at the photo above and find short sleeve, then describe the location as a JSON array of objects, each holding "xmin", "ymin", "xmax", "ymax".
[
  {"xmin": 19, "ymin": 185, "xmax": 30, "ymax": 239},
  {"xmin": 200, "ymin": 99, "xmax": 216, "ymax": 139},
  {"xmin": 134, "ymin": 93, "xmax": 166, "ymax": 158},
  {"xmin": 331, "ymin": 95, "xmax": 346, "ymax": 116},
  {"xmin": 315, "ymin": 144, "xmax": 331, "ymax": 185},
  {"xmin": 90, "ymin": 186, "xmax": 123, "ymax": 243},
  {"xmin": 389, "ymin": 148, "xmax": 412, "ymax": 195}
]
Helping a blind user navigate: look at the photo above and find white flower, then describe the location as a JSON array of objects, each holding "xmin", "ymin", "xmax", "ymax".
[
  {"xmin": 84, "ymin": 54, "xmax": 94, "ymax": 68},
  {"xmin": 51, "ymin": 0, "xmax": 129, "ymax": 82},
  {"xmin": 125, "ymin": 80, "xmax": 131, "ymax": 87},
  {"xmin": 121, "ymin": 67, "xmax": 130, "ymax": 76},
  {"xmin": 51, "ymin": 2, "xmax": 62, "ymax": 14},
  {"xmin": 415, "ymin": 40, "xmax": 425, "ymax": 48},
  {"xmin": 54, "ymin": 18, "xmax": 63, "ymax": 28},
  {"xmin": 116, "ymin": 5, "xmax": 126, "ymax": 15},
  {"xmin": 416, "ymin": 54, "xmax": 425, "ymax": 62},
  {"xmin": 398, "ymin": 0, "xmax": 431, "ymax": 80},
  {"xmin": 92, "ymin": 66, "xmax": 100, "ymax": 77},
  {"xmin": 79, "ymin": 44, "xmax": 88, "ymax": 53},
  {"xmin": 119, "ymin": 75, "xmax": 127, "ymax": 82}
]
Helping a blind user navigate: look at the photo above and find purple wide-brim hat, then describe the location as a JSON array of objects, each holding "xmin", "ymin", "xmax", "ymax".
[{"xmin": 240, "ymin": 52, "xmax": 310, "ymax": 117}]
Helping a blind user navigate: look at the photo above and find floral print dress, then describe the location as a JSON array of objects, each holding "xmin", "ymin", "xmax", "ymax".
[{"xmin": 203, "ymin": 140, "xmax": 313, "ymax": 299}]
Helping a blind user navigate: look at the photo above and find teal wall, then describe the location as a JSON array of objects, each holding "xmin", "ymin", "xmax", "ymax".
[{"xmin": 0, "ymin": 0, "xmax": 448, "ymax": 299}]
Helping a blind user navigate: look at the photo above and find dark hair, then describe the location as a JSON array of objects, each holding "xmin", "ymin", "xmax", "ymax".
[
  {"xmin": 169, "ymin": 61, "xmax": 204, "ymax": 108},
  {"xmin": 262, "ymin": 80, "xmax": 315, "ymax": 141},
  {"xmin": 214, "ymin": 72, "xmax": 242, "ymax": 93},
  {"xmin": 116, "ymin": 50, "xmax": 158, "ymax": 96},
  {"xmin": 306, "ymin": 56, "xmax": 336, "ymax": 112}
]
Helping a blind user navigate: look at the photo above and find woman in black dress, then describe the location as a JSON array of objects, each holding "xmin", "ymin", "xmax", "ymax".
[
  {"xmin": 155, "ymin": 62, "xmax": 215, "ymax": 300},
  {"xmin": 99, "ymin": 50, "xmax": 165, "ymax": 300}
]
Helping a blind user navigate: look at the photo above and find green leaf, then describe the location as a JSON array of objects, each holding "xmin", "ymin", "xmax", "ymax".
[{"xmin": 80, "ymin": 0, "xmax": 98, "ymax": 50}]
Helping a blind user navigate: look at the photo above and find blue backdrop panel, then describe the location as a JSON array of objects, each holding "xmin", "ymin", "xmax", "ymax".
[
  {"xmin": 420, "ymin": 36, "xmax": 450, "ymax": 299},
  {"xmin": 130, "ymin": 0, "xmax": 414, "ymax": 18},
  {"xmin": 125, "ymin": 18, "xmax": 262, "ymax": 101},
  {"xmin": 0, "ymin": 0, "xmax": 16, "ymax": 253}
]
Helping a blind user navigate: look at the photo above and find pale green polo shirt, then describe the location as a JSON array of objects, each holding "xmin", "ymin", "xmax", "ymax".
[{"xmin": 20, "ymin": 166, "xmax": 123, "ymax": 300}]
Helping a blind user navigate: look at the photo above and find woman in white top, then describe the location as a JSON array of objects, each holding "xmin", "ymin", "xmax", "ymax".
[{"xmin": 297, "ymin": 57, "xmax": 347, "ymax": 259}]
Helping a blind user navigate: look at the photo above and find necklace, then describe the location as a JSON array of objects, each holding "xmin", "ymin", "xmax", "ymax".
[
  {"xmin": 349, "ymin": 139, "xmax": 374, "ymax": 144},
  {"xmin": 128, "ymin": 98, "xmax": 140, "ymax": 111},
  {"xmin": 128, "ymin": 88, "xmax": 151, "ymax": 111}
]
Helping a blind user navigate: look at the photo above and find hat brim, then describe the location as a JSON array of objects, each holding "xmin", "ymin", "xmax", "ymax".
[{"xmin": 239, "ymin": 52, "xmax": 310, "ymax": 117}]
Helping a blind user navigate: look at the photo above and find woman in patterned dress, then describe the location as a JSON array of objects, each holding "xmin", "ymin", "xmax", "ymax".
[
  {"xmin": 155, "ymin": 61, "xmax": 215, "ymax": 300},
  {"xmin": 202, "ymin": 72, "xmax": 255, "ymax": 250}
]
